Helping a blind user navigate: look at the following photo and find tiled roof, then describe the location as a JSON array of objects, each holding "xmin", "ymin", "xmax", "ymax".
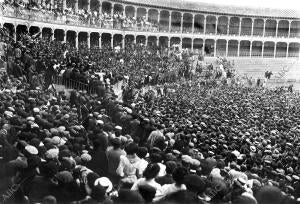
[{"xmin": 115, "ymin": 0, "xmax": 300, "ymax": 19}]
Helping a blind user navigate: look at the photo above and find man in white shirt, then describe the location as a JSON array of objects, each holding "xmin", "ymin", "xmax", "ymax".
[{"xmin": 136, "ymin": 147, "xmax": 149, "ymax": 178}]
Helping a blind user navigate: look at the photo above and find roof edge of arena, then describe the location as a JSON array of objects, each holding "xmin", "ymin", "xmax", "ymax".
[{"xmin": 114, "ymin": 0, "xmax": 300, "ymax": 19}]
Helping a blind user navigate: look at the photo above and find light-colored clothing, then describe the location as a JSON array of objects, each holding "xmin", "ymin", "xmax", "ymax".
[
  {"xmin": 116, "ymin": 155, "xmax": 140, "ymax": 184},
  {"xmin": 135, "ymin": 158, "xmax": 148, "ymax": 177},
  {"xmin": 157, "ymin": 163, "xmax": 166, "ymax": 177},
  {"xmin": 131, "ymin": 178, "xmax": 162, "ymax": 191},
  {"xmin": 154, "ymin": 183, "xmax": 187, "ymax": 201}
]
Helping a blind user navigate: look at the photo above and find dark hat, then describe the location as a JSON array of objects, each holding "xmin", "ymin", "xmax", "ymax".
[
  {"xmin": 55, "ymin": 171, "xmax": 73, "ymax": 184},
  {"xmin": 255, "ymin": 186, "xmax": 283, "ymax": 204},
  {"xmin": 111, "ymin": 137, "xmax": 121, "ymax": 146},
  {"xmin": 184, "ymin": 174, "xmax": 206, "ymax": 193}
]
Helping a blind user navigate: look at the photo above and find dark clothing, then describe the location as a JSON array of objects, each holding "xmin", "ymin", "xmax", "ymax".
[
  {"xmin": 25, "ymin": 176, "xmax": 56, "ymax": 203},
  {"xmin": 163, "ymin": 190, "xmax": 205, "ymax": 204},
  {"xmin": 49, "ymin": 182, "xmax": 83, "ymax": 203},
  {"xmin": 107, "ymin": 148, "xmax": 125, "ymax": 176},
  {"xmin": 87, "ymin": 148, "xmax": 108, "ymax": 177},
  {"xmin": 107, "ymin": 148, "xmax": 125, "ymax": 185},
  {"xmin": 156, "ymin": 174, "xmax": 174, "ymax": 186}
]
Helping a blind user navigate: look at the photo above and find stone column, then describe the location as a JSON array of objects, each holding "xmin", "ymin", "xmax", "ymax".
[
  {"xmin": 237, "ymin": 41, "xmax": 240, "ymax": 57},
  {"xmin": 87, "ymin": 32, "xmax": 90, "ymax": 49},
  {"xmin": 169, "ymin": 13, "xmax": 172, "ymax": 32},
  {"xmin": 122, "ymin": 35, "xmax": 125, "ymax": 48},
  {"xmin": 204, "ymin": 16, "xmax": 207, "ymax": 34},
  {"xmin": 111, "ymin": 34, "xmax": 114, "ymax": 48},
  {"xmin": 192, "ymin": 14, "xmax": 195, "ymax": 33},
  {"xmin": 87, "ymin": 0, "xmax": 91, "ymax": 12},
  {"xmin": 64, "ymin": 30, "xmax": 67, "ymax": 42},
  {"xmin": 262, "ymin": 42, "xmax": 265, "ymax": 58},
  {"xmin": 202, "ymin": 39, "xmax": 205, "ymax": 55},
  {"xmin": 215, "ymin": 16, "xmax": 218, "ymax": 35},
  {"xmin": 75, "ymin": 32, "xmax": 78, "ymax": 50},
  {"xmin": 99, "ymin": 33, "xmax": 102, "ymax": 48},
  {"xmin": 146, "ymin": 8, "xmax": 149, "ymax": 21},
  {"xmin": 134, "ymin": 7, "xmax": 137, "ymax": 19},
  {"xmin": 156, "ymin": 37, "xmax": 159, "ymax": 47},
  {"xmin": 191, "ymin": 38, "xmax": 194, "ymax": 51},
  {"xmin": 238, "ymin": 18, "xmax": 242, "ymax": 36},
  {"xmin": 74, "ymin": 0, "xmax": 78, "ymax": 13},
  {"xmin": 227, "ymin": 17, "xmax": 230, "ymax": 35},
  {"xmin": 98, "ymin": 0, "xmax": 102, "ymax": 14},
  {"xmin": 62, "ymin": 0, "xmax": 67, "ymax": 12},
  {"xmin": 250, "ymin": 41, "xmax": 252, "ymax": 57},
  {"xmin": 225, "ymin": 40, "xmax": 229, "ymax": 57},
  {"xmin": 251, "ymin": 18, "xmax": 254, "ymax": 36},
  {"xmin": 180, "ymin": 38, "xmax": 182, "ymax": 51},
  {"xmin": 180, "ymin": 13, "xmax": 183, "ymax": 33},
  {"xmin": 51, "ymin": 29, "xmax": 55, "ymax": 41},
  {"xmin": 168, "ymin": 38, "xmax": 170, "ymax": 48},
  {"xmin": 275, "ymin": 20, "xmax": 279, "ymax": 37},
  {"xmin": 158, "ymin": 10, "xmax": 161, "ymax": 25},
  {"xmin": 263, "ymin": 19, "xmax": 266, "ymax": 37},
  {"xmin": 286, "ymin": 43, "xmax": 289, "ymax": 58},
  {"xmin": 214, "ymin": 40, "xmax": 217, "ymax": 57},
  {"xmin": 145, "ymin": 36, "xmax": 148, "ymax": 47},
  {"xmin": 13, "ymin": 26, "xmax": 17, "ymax": 42},
  {"xmin": 111, "ymin": 3, "xmax": 114, "ymax": 17},
  {"xmin": 274, "ymin": 42, "xmax": 277, "ymax": 58},
  {"xmin": 134, "ymin": 35, "xmax": 137, "ymax": 44},
  {"xmin": 122, "ymin": 5, "xmax": 126, "ymax": 17},
  {"xmin": 288, "ymin": 21, "xmax": 291, "ymax": 38}
]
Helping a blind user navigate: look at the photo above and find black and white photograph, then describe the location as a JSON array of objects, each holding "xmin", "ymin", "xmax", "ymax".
[{"xmin": 0, "ymin": 0, "xmax": 300, "ymax": 203}]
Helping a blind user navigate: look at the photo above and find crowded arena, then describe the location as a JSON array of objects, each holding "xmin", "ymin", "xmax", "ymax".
[{"xmin": 1, "ymin": 0, "xmax": 300, "ymax": 203}]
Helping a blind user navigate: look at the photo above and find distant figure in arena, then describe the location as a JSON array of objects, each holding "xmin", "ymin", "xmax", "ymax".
[
  {"xmin": 288, "ymin": 84, "xmax": 293, "ymax": 93},
  {"xmin": 265, "ymin": 71, "xmax": 273, "ymax": 79}
]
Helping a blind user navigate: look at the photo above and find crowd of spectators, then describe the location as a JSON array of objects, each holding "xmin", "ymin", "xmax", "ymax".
[
  {"xmin": 1, "ymin": 0, "xmax": 157, "ymax": 31},
  {"xmin": 2, "ymin": 27, "xmax": 205, "ymax": 93},
  {"xmin": 1, "ymin": 15, "xmax": 300, "ymax": 204}
]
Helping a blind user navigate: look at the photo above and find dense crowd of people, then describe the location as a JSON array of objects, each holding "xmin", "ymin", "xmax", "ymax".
[
  {"xmin": 2, "ymin": 27, "xmax": 213, "ymax": 93},
  {"xmin": 1, "ymin": 10, "xmax": 300, "ymax": 204}
]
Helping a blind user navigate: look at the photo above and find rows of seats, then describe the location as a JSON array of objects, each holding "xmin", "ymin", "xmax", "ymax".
[{"xmin": 204, "ymin": 57, "xmax": 300, "ymax": 79}]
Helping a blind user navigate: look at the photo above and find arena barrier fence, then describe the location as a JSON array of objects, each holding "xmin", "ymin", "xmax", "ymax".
[{"xmin": 53, "ymin": 75, "xmax": 97, "ymax": 94}]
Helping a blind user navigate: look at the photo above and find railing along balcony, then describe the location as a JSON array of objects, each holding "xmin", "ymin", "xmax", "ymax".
[
  {"xmin": 171, "ymin": 26, "xmax": 181, "ymax": 33},
  {"xmin": 227, "ymin": 51, "xmax": 238, "ymax": 57},
  {"xmin": 289, "ymin": 32, "xmax": 300, "ymax": 38},
  {"xmin": 239, "ymin": 51, "xmax": 251, "ymax": 57},
  {"xmin": 159, "ymin": 25, "xmax": 169, "ymax": 32},
  {"xmin": 251, "ymin": 52, "xmax": 262, "ymax": 57},
  {"xmin": 264, "ymin": 31, "xmax": 276, "ymax": 37},
  {"xmin": 276, "ymin": 52, "xmax": 287, "ymax": 58},
  {"xmin": 277, "ymin": 32, "xmax": 289, "ymax": 37},
  {"xmin": 182, "ymin": 27, "xmax": 192, "ymax": 34},
  {"xmin": 240, "ymin": 29, "xmax": 252, "ymax": 36},
  {"xmin": 252, "ymin": 30, "xmax": 264, "ymax": 36},
  {"xmin": 1, "ymin": 3, "xmax": 299, "ymax": 39},
  {"xmin": 216, "ymin": 50, "xmax": 226, "ymax": 56},
  {"xmin": 193, "ymin": 27, "xmax": 204, "ymax": 34},
  {"xmin": 263, "ymin": 52, "xmax": 275, "ymax": 57}
]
